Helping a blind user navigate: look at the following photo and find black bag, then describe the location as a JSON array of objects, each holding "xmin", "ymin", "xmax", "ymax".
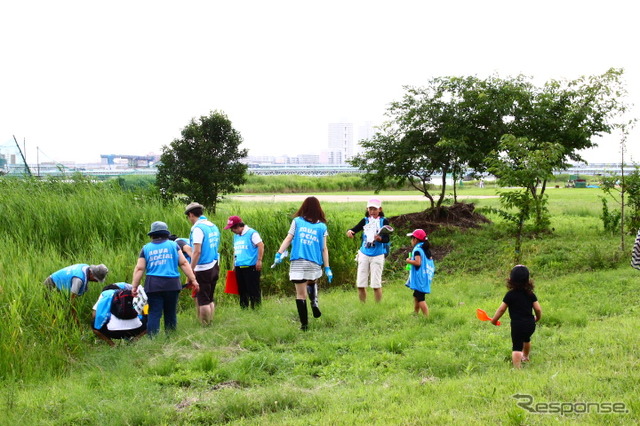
[{"xmin": 111, "ymin": 289, "xmax": 138, "ymax": 319}]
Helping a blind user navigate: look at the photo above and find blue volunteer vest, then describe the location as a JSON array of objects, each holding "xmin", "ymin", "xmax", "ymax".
[
  {"xmin": 143, "ymin": 240, "xmax": 180, "ymax": 278},
  {"xmin": 234, "ymin": 228, "xmax": 259, "ymax": 267},
  {"xmin": 360, "ymin": 216, "xmax": 387, "ymax": 257},
  {"xmin": 50, "ymin": 263, "xmax": 90, "ymax": 295},
  {"xmin": 408, "ymin": 242, "xmax": 435, "ymax": 294},
  {"xmin": 93, "ymin": 282, "xmax": 130, "ymax": 329},
  {"xmin": 290, "ymin": 217, "xmax": 326, "ymax": 265},
  {"xmin": 176, "ymin": 238, "xmax": 191, "ymax": 263},
  {"xmin": 189, "ymin": 216, "xmax": 220, "ymax": 264}
]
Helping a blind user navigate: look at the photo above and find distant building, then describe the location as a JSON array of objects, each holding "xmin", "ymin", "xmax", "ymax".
[
  {"xmin": 245, "ymin": 155, "xmax": 277, "ymax": 164},
  {"xmin": 297, "ymin": 154, "xmax": 320, "ymax": 164},
  {"xmin": 328, "ymin": 122, "xmax": 354, "ymax": 164},
  {"xmin": 355, "ymin": 121, "xmax": 375, "ymax": 156},
  {"xmin": 247, "ymin": 154, "xmax": 319, "ymax": 165}
]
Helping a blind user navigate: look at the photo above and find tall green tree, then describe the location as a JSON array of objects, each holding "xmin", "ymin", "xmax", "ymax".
[
  {"xmin": 502, "ymin": 68, "xmax": 632, "ymax": 206},
  {"xmin": 487, "ymin": 135, "xmax": 565, "ymax": 232},
  {"xmin": 156, "ymin": 111, "xmax": 248, "ymax": 213},
  {"xmin": 350, "ymin": 75, "xmax": 531, "ymax": 209},
  {"xmin": 353, "ymin": 69, "xmax": 630, "ymax": 213}
]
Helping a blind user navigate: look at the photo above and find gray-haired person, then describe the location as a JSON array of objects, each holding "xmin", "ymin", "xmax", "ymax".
[{"xmin": 44, "ymin": 263, "xmax": 109, "ymax": 324}]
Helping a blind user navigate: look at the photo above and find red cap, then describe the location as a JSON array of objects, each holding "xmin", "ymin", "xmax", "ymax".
[
  {"xmin": 406, "ymin": 229, "xmax": 427, "ymax": 241},
  {"xmin": 224, "ymin": 215, "xmax": 243, "ymax": 229}
]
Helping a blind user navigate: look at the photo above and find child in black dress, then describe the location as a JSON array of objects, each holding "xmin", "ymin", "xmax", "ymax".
[{"xmin": 491, "ymin": 265, "xmax": 542, "ymax": 368}]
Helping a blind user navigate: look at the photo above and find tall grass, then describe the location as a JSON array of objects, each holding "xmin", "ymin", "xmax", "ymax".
[
  {"xmin": 240, "ymin": 173, "xmax": 412, "ymax": 193},
  {"xmin": 0, "ymin": 178, "xmax": 367, "ymax": 381}
]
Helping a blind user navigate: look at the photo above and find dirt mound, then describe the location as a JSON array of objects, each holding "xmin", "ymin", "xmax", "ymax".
[
  {"xmin": 387, "ymin": 202, "xmax": 491, "ymax": 235},
  {"xmin": 386, "ymin": 203, "xmax": 490, "ymax": 263}
]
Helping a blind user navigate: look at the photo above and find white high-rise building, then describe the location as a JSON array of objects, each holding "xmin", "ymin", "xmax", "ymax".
[
  {"xmin": 328, "ymin": 122, "xmax": 354, "ymax": 164},
  {"xmin": 356, "ymin": 121, "xmax": 375, "ymax": 156}
]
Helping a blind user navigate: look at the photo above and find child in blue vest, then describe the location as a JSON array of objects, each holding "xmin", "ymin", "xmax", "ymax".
[{"xmin": 405, "ymin": 229, "xmax": 434, "ymax": 317}]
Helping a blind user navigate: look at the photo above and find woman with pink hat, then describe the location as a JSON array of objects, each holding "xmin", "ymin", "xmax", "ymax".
[{"xmin": 346, "ymin": 198, "xmax": 392, "ymax": 302}]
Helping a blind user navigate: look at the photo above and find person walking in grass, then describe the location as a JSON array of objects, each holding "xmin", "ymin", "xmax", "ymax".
[
  {"xmin": 44, "ymin": 263, "xmax": 109, "ymax": 324},
  {"xmin": 346, "ymin": 198, "xmax": 391, "ymax": 303},
  {"xmin": 132, "ymin": 221, "xmax": 199, "ymax": 336},
  {"xmin": 224, "ymin": 215, "xmax": 265, "ymax": 309},
  {"xmin": 405, "ymin": 229, "xmax": 434, "ymax": 317},
  {"xmin": 491, "ymin": 265, "xmax": 542, "ymax": 369},
  {"xmin": 185, "ymin": 202, "xmax": 221, "ymax": 326},
  {"xmin": 274, "ymin": 196, "xmax": 332, "ymax": 331}
]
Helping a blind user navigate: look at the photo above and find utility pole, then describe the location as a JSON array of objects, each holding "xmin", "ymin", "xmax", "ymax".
[{"xmin": 12, "ymin": 135, "xmax": 32, "ymax": 176}]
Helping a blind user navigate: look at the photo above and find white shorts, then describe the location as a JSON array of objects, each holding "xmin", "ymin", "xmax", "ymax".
[{"xmin": 356, "ymin": 252, "xmax": 385, "ymax": 288}]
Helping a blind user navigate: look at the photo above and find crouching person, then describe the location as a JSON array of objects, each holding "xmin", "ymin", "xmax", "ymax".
[{"xmin": 92, "ymin": 283, "xmax": 147, "ymax": 346}]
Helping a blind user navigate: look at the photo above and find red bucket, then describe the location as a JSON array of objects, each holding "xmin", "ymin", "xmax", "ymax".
[{"xmin": 224, "ymin": 270, "xmax": 239, "ymax": 295}]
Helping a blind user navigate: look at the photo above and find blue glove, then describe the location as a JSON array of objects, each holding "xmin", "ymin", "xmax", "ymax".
[
  {"xmin": 324, "ymin": 266, "xmax": 333, "ymax": 283},
  {"xmin": 274, "ymin": 252, "xmax": 283, "ymax": 264}
]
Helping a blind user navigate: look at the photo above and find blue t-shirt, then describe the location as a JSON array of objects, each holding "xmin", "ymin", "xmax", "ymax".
[
  {"xmin": 93, "ymin": 282, "xmax": 130, "ymax": 329},
  {"xmin": 50, "ymin": 264, "xmax": 90, "ymax": 296},
  {"xmin": 234, "ymin": 228, "xmax": 260, "ymax": 266},
  {"xmin": 175, "ymin": 238, "xmax": 191, "ymax": 263},
  {"xmin": 189, "ymin": 216, "xmax": 220, "ymax": 265},
  {"xmin": 360, "ymin": 216, "xmax": 389, "ymax": 257},
  {"xmin": 139, "ymin": 239, "xmax": 182, "ymax": 293},
  {"xmin": 407, "ymin": 242, "xmax": 435, "ymax": 294},
  {"xmin": 143, "ymin": 239, "xmax": 180, "ymax": 278},
  {"xmin": 290, "ymin": 217, "xmax": 327, "ymax": 265}
]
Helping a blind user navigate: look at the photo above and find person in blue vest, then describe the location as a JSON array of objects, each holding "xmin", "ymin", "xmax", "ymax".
[
  {"xmin": 43, "ymin": 263, "xmax": 109, "ymax": 324},
  {"xmin": 346, "ymin": 198, "xmax": 391, "ymax": 303},
  {"xmin": 169, "ymin": 234, "xmax": 197, "ymax": 296},
  {"xmin": 92, "ymin": 282, "xmax": 147, "ymax": 346},
  {"xmin": 44, "ymin": 263, "xmax": 109, "ymax": 296},
  {"xmin": 274, "ymin": 196, "xmax": 332, "ymax": 331},
  {"xmin": 131, "ymin": 221, "xmax": 199, "ymax": 336},
  {"xmin": 169, "ymin": 234, "xmax": 193, "ymax": 264},
  {"xmin": 405, "ymin": 229, "xmax": 434, "ymax": 317},
  {"xmin": 224, "ymin": 215, "xmax": 265, "ymax": 309},
  {"xmin": 185, "ymin": 202, "xmax": 221, "ymax": 326}
]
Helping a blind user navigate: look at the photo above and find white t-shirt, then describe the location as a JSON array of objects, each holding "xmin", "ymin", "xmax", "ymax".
[
  {"xmin": 105, "ymin": 314, "xmax": 142, "ymax": 331},
  {"xmin": 241, "ymin": 226, "xmax": 263, "ymax": 245},
  {"xmin": 92, "ymin": 298, "xmax": 143, "ymax": 331}
]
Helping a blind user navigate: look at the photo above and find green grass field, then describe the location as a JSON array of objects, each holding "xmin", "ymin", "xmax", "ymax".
[{"xmin": 0, "ymin": 179, "xmax": 637, "ymax": 424}]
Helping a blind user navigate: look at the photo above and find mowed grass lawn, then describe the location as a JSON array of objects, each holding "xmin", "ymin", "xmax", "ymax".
[{"xmin": 1, "ymin": 185, "xmax": 639, "ymax": 425}]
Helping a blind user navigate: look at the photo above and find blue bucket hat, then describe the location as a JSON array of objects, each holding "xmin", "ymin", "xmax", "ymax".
[{"xmin": 148, "ymin": 221, "xmax": 170, "ymax": 236}]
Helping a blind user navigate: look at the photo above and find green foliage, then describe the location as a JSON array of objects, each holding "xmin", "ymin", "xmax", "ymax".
[
  {"xmin": 351, "ymin": 75, "xmax": 526, "ymax": 209},
  {"xmin": 352, "ymin": 69, "xmax": 631, "ymax": 212},
  {"xmin": 240, "ymin": 173, "xmax": 410, "ymax": 193},
  {"xmin": 156, "ymin": 110, "xmax": 248, "ymax": 213},
  {"xmin": 487, "ymin": 135, "xmax": 563, "ymax": 232},
  {"xmin": 600, "ymin": 166, "xmax": 640, "ymax": 234},
  {"xmin": 600, "ymin": 196, "xmax": 622, "ymax": 234},
  {"xmin": 110, "ymin": 174, "xmax": 156, "ymax": 192}
]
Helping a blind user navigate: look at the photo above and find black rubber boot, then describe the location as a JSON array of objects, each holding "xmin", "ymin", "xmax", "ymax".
[
  {"xmin": 307, "ymin": 283, "xmax": 322, "ymax": 318},
  {"xmin": 296, "ymin": 299, "xmax": 308, "ymax": 331}
]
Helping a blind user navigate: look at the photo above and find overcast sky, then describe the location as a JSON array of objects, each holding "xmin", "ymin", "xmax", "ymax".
[{"xmin": 1, "ymin": 0, "xmax": 638, "ymax": 165}]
